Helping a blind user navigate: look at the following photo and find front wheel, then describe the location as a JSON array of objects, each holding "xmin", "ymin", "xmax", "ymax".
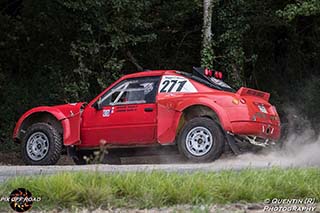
[
  {"xmin": 177, "ymin": 117, "xmax": 224, "ymax": 162},
  {"xmin": 21, "ymin": 123, "xmax": 62, "ymax": 165}
]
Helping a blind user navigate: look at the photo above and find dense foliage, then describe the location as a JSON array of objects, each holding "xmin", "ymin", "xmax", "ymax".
[{"xmin": 0, "ymin": 0, "xmax": 319, "ymax": 150}]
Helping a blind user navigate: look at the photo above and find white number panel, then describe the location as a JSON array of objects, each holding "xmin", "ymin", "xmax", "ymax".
[{"xmin": 158, "ymin": 75, "xmax": 197, "ymax": 93}]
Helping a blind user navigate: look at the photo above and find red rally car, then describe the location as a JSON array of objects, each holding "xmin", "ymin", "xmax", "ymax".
[{"xmin": 13, "ymin": 67, "xmax": 281, "ymax": 165}]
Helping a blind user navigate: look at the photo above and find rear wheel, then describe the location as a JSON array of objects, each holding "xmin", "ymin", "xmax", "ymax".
[
  {"xmin": 177, "ymin": 117, "xmax": 224, "ymax": 162},
  {"xmin": 21, "ymin": 123, "xmax": 62, "ymax": 165}
]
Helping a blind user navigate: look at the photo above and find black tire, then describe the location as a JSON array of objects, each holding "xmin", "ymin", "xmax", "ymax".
[
  {"xmin": 177, "ymin": 117, "xmax": 224, "ymax": 162},
  {"xmin": 21, "ymin": 123, "xmax": 62, "ymax": 165}
]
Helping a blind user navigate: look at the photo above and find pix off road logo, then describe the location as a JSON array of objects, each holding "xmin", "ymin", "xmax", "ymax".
[{"xmin": 0, "ymin": 188, "xmax": 41, "ymax": 212}]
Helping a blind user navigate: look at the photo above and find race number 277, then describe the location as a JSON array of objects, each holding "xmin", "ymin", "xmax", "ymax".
[{"xmin": 160, "ymin": 80, "xmax": 187, "ymax": 92}]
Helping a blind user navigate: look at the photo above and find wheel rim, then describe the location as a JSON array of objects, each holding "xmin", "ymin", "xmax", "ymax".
[
  {"xmin": 185, "ymin": 126, "xmax": 213, "ymax": 157},
  {"xmin": 26, "ymin": 132, "xmax": 49, "ymax": 161}
]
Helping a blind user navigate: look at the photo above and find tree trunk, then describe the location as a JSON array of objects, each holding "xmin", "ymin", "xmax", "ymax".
[
  {"xmin": 203, "ymin": 0, "xmax": 213, "ymax": 47},
  {"xmin": 201, "ymin": 0, "xmax": 214, "ymax": 68}
]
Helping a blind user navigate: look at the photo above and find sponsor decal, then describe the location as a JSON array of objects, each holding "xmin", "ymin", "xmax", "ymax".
[
  {"xmin": 115, "ymin": 105, "xmax": 138, "ymax": 113},
  {"xmin": 102, "ymin": 109, "xmax": 111, "ymax": 117}
]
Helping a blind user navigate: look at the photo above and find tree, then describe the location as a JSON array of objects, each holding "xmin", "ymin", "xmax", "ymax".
[{"xmin": 201, "ymin": 0, "xmax": 214, "ymax": 69}]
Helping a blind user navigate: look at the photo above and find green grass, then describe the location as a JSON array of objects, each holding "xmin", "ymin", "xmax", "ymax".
[{"xmin": 0, "ymin": 168, "xmax": 319, "ymax": 210}]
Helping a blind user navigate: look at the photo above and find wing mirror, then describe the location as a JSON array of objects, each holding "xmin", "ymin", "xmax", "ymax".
[{"xmin": 94, "ymin": 98, "xmax": 103, "ymax": 110}]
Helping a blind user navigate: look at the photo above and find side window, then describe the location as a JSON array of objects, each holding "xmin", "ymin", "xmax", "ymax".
[{"xmin": 99, "ymin": 76, "xmax": 160, "ymax": 107}]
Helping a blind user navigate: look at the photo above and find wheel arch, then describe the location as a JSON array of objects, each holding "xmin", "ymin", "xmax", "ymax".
[
  {"xmin": 182, "ymin": 104, "xmax": 220, "ymax": 122},
  {"xmin": 13, "ymin": 108, "xmax": 65, "ymax": 143},
  {"xmin": 176, "ymin": 102, "xmax": 232, "ymax": 134},
  {"xmin": 157, "ymin": 98, "xmax": 233, "ymax": 145}
]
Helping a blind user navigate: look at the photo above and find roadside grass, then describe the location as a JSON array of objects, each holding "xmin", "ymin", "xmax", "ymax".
[{"xmin": 0, "ymin": 168, "xmax": 319, "ymax": 211}]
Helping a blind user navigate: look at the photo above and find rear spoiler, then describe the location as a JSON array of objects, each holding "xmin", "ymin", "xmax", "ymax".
[{"xmin": 236, "ymin": 87, "xmax": 270, "ymax": 101}]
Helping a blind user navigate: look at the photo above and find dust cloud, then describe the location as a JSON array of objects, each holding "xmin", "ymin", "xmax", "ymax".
[
  {"xmin": 122, "ymin": 129, "xmax": 320, "ymax": 169},
  {"xmin": 215, "ymin": 133, "xmax": 320, "ymax": 169},
  {"xmin": 213, "ymin": 108, "xmax": 320, "ymax": 169}
]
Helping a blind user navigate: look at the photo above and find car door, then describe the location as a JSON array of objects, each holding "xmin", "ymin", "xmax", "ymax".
[{"xmin": 80, "ymin": 76, "xmax": 160, "ymax": 146}]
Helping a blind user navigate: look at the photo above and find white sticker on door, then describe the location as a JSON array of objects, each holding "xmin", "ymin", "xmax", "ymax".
[
  {"xmin": 158, "ymin": 75, "xmax": 197, "ymax": 93},
  {"xmin": 103, "ymin": 109, "xmax": 111, "ymax": 117}
]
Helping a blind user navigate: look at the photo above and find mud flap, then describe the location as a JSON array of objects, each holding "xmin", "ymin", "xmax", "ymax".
[{"xmin": 225, "ymin": 133, "xmax": 241, "ymax": 155}]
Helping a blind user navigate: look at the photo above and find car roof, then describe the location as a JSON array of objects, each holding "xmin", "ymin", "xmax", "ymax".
[
  {"xmin": 121, "ymin": 69, "xmax": 234, "ymax": 92},
  {"xmin": 122, "ymin": 70, "xmax": 176, "ymax": 79}
]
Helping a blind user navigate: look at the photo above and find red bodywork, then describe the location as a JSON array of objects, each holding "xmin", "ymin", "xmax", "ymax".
[{"xmin": 13, "ymin": 70, "xmax": 281, "ymax": 148}]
